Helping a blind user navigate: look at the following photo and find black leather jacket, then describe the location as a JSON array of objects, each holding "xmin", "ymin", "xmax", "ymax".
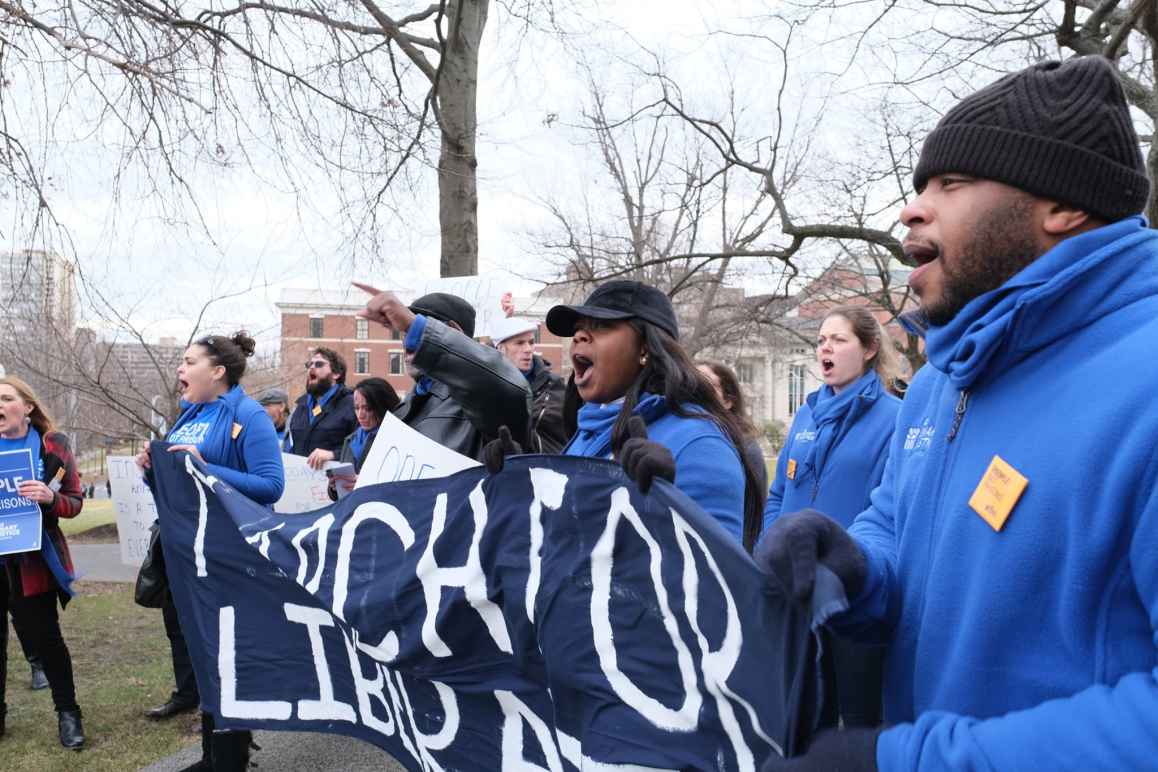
[
  {"xmin": 527, "ymin": 356, "xmax": 568, "ymax": 454},
  {"xmin": 393, "ymin": 317, "xmax": 532, "ymax": 460}
]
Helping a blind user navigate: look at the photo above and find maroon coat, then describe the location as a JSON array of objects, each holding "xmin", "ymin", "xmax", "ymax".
[{"xmin": 5, "ymin": 431, "xmax": 81, "ymax": 602}]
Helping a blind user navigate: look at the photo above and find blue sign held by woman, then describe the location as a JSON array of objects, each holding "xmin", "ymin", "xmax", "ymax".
[{"xmin": 0, "ymin": 447, "xmax": 42, "ymax": 555}]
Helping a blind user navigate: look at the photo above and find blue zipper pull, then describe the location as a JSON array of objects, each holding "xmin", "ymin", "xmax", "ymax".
[{"xmin": 947, "ymin": 389, "xmax": 970, "ymax": 442}]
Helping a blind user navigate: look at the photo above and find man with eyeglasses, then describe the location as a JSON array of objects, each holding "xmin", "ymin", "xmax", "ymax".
[{"xmin": 287, "ymin": 347, "xmax": 358, "ymax": 469}]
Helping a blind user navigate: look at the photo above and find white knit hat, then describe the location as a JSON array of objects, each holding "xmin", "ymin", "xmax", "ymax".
[{"xmin": 490, "ymin": 316, "xmax": 538, "ymax": 345}]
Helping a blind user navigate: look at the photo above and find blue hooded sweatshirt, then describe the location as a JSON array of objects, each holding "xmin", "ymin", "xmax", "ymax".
[
  {"xmin": 167, "ymin": 385, "xmax": 286, "ymax": 505},
  {"xmin": 564, "ymin": 393, "xmax": 745, "ymax": 543},
  {"xmin": 835, "ymin": 216, "xmax": 1158, "ymax": 770},
  {"xmin": 763, "ymin": 370, "xmax": 900, "ymax": 533}
]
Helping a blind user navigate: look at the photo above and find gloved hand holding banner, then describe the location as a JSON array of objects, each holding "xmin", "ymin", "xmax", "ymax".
[{"xmin": 150, "ymin": 444, "xmax": 837, "ymax": 771}]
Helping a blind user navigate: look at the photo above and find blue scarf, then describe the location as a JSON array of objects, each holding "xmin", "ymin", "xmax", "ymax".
[
  {"xmin": 307, "ymin": 384, "xmax": 341, "ymax": 424},
  {"xmin": 0, "ymin": 426, "xmax": 75, "ymax": 597},
  {"xmin": 800, "ymin": 370, "xmax": 882, "ymax": 483},
  {"xmin": 168, "ymin": 386, "xmax": 242, "ymax": 467},
  {"xmin": 413, "ymin": 376, "xmax": 434, "ymax": 397},
  {"xmin": 349, "ymin": 426, "xmax": 377, "ymax": 463},
  {"xmin": 926, "ymin": 216, "xmax": 1154, "ymax": 390},
  {"xmin": 568, "ymin": 392, "xmax": 669, "ymax": 458}
]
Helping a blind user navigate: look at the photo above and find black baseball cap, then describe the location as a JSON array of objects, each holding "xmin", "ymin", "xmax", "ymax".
[
  {"xmin": 546, "ymin": 280, "xmax": 679, "ymax": 340},
  {"xmin": 409, "ymin": 292, "xmax": 476, "ymax": 338}
]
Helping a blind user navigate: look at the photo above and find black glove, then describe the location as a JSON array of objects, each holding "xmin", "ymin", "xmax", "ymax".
[
  {"xmin": 754, "ymin": 509, "xmax": 867, "ymax": 604},
  {"xmin": 618, "ymin": 415, "xmax": 675, "ymax": 494},
  {"xmin": 483, "ymin": 426, "xmax": 523, "ymax": 475},
  {"xmin": 761, "ymin": 728, "xmax": 880, "ymax": 771}
]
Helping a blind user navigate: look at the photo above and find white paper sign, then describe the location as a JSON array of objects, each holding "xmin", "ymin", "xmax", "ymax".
[
  {"xmin": 108, "ymin": 455, "xmax": 157, "ymax": 567},
  {"xmin": 355, "ymin": 413, "xmax": 480, "ymax": 489},
  {"xmin": 408, "ymin": 273, "xmax": 508, "ymax": 339},
  {"xmin": 110, "ymin": 452, "xmax": 337, "ymax": 566},
  {"xmin": 275, "ymin": 453, "xmax": 334, "ymax": 514}
]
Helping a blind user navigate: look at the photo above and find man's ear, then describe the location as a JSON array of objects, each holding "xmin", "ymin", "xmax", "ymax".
[
  {"xmin": 447, "ymin": 320, "xmax": 464, "ymax": 334},
  {"xmin": 1041, "ymin": 202, "xmax": 1099, "ymax": 237}
]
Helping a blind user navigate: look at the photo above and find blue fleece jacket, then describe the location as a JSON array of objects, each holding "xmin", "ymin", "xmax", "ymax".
[
  {"xmin": 563, "ymin": 393, "xmax": 744, "ymax": 543},
  {"xmin": 763, "ymin": 370, "xmax": 900, "ymax": 533},
  {"xmin": 168, "ymin": 385, "xmax": 286, "ymax": 505},
  {"xmin": 835, "ymin": 216, "xmax": 1158, "ymax": 770}
]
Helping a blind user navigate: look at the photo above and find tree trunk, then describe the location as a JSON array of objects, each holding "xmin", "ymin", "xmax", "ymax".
[{"xmin": 437, "ymin": 0, "xmax": 489, "ymax": 277}]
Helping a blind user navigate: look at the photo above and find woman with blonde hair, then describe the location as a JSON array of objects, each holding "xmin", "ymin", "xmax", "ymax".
[
  {"xmin": 760, "ymin": 304, "xmax": 903, "ymax": 729},
  {"xmin": 0, "ymin": 376, "xmax": 86, "ymax": 748}
]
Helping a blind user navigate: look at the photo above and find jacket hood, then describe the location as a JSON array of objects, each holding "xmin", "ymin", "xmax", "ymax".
[{"xmin": 926, "ymin": 216, "xmax": 1158, "ymax": 389}]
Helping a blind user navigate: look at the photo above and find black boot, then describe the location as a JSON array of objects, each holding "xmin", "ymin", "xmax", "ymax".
[
  {"xmin": 210, "ymin": 729, "xmax": 253, "ymax": 772},
  {"xmin": 29, "ymin": 659, "xmax": 48, "ymax": 691},
  {"xmin": 57, "ymin": 709, "xmax": 85, "ymax": 749},
  {"xmin": 176, "ymin": 710, "xmax": 215, "ymax": 772}
]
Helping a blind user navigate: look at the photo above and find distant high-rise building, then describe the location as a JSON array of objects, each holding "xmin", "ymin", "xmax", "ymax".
[{"xmin": 0, "ymin": 249, "xmax": 77, "ymax": 332}]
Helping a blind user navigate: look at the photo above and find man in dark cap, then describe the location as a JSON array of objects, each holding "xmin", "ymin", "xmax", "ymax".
[
  {"xmin": 257, "ymin": 387, "xmax": 292, "ymax": 450},
  {"xmin": 355, "ymin": 284, "xmax": 531, "ymax": 459},
  {"xmin": 759, "ymin": 56, "xmax": 1158, "ymax": 770}
]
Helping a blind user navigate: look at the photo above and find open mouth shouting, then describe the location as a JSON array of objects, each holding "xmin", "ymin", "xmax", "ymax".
[
  {"xmin": 820, "ymin": 358, "xmax": 835, "ymax": 377},
  {"xmin": 572, "ymin": 353, "xmax": 594, "ymax": 389},
  {"xmin": 903, "ymin": 239, "xmax": 941, "ymax": 293}
]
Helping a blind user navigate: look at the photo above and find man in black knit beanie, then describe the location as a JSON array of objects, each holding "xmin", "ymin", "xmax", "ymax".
[{"xmin": 759, "ymin": 56, "xmax": 1158, "ymax": 771}]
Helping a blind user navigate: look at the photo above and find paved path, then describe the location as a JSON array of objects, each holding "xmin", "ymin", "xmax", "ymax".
[
  {"xmin": 141, "ymin": 729, "xmax": 407, "ymax": 771},
  {"xmin": 70, "ymin": 542, "xmax": 138, "ymax": 583}
]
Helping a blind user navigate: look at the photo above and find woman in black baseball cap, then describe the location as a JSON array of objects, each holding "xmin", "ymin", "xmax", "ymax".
[{"xmin": 544, "ymin": 280, "xmax": 763, "ymax": 550}]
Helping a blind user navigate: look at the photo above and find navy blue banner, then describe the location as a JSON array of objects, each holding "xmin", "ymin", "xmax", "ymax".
[{"xmin": 151, "ymin": 446, "xmax": 829, "ymax": 771}]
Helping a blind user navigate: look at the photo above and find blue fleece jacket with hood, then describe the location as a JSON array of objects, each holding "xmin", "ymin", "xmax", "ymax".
[
  {"xmin": 167, "ymin": 384, "xmax": 285, "ymax": 505},
  {"xmin": 564, "ymin": 393, "xmax": 745, "ymax": 543},
  {"xmin": 835, "ymin": 216, "xmax": 1158, "ymax": 770},
  {"xmin": 763, "ymin": 370, "xmax": 900, "ymax": 533}
]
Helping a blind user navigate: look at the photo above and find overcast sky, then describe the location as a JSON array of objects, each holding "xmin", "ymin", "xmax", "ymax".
[{"xmin": 0, "ymin": 1, "xmax": 1066, "ymax": 350}]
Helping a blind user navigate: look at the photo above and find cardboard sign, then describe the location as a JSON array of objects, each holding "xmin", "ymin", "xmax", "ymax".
[
  {"xmin": 275, "ymin": 454, "xmax": 334, "ymax": 514},
  {"xmin": 407, "ymin": 273, "xmax": 508, "ymax": 339},
  {"xmin": 354, "ymin": 413, "xmax": 480, "ymax": 489},
  {"xmin": 108, "ymin": 455, "xmax": 157, "ymax": 566},
  {"xmin": 0, "ymin": 448, "xmax": 42, "ymax": 556}
]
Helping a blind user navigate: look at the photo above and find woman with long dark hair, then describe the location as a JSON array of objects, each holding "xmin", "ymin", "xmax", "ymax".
[
  {"xmin": 137, "ymin": 331, "xmax": 284, "ymax": 771},
  {"xmin": 761, "ymin": 304, "xmax": 903, "ymax": 730},
  {"xmin": 327, "ymin": 377, "xmax": 400, "ymax": 499},
  {"xmin": 698, "ymin": 360, "xmax": 769, "ymax": 500},
  {"xmin": 544, "ymin": 281, "xmax": 764, "ymax": 550},
  {"xmin": 0, "ymin": 376, "xmax": 86, "ymax": 749}
]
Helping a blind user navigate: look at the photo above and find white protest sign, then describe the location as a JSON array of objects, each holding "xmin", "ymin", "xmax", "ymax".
[
  {"xmin": 274, "ymin": 453, "xmax": 333, "ymax": 514},
  {"xmin": 355, "ymin": 413, "xmax": 480, "ymax": 488},
  {"xmin": 108, "ymin": 455, "xmax": 156, "ymax": 567},
  {"xmin": 111, "ymin": 452, "xmax": 338, "ymax": 566},
  {"xmin": 406, "ymin": 272, "xmax": 507, "ymax": 339}
]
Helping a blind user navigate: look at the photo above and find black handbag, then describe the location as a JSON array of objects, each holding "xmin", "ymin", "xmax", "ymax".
[{"xmin": 134, "ymin": 522, "xmax": 168, "ymax": 608}]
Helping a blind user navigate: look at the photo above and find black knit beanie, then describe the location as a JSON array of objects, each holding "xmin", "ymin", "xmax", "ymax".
[{"xmin": 914, "ymin": 56, "xmax": 1149, "ymax": 222}]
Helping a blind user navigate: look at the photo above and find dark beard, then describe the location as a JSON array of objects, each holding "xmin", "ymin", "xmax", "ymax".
[
  {"xmin": 307, "ymin": 375, "xmax": 334, "ymax": 397},
  {"xmin": 924, "ymin": 194, "xmax": 1041, "ymax": 327}
]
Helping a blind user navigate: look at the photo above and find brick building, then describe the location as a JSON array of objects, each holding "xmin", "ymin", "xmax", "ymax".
[{"xmin": 276, "ymin": 288, "xmax": 569, "ymax": 402}]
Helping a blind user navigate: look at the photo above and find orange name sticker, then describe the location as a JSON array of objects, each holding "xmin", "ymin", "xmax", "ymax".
[
  {"xmin": 968, "ymin": 455, "xmax": 1028, "ymax": 532},
  {"xmin": 231, "ymin": 422, "xmax": 243, "ymax": 440},
  {"xmin": 786, "ymin": 459, "xmax": 797, "ymax": 480},
  {"xmin": 312, "ymin": 405, "xmax": 322, "ymax": 418}
]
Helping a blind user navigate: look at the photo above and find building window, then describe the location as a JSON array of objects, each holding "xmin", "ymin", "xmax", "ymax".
[
  {"xmin": 736, "ymin": 360, "xmax": 755, "ymax": 384},
  {"xmin": 308, "ymin": 316, "xmax": 324, "ymax": 338},
  {"xmin": 354, "ymin": 350, "xmax": 370, "ymax": 375},
  {"xmin": 391, "ymin": 326, "xmax": 401, "ymax": 341},
  {"xmin": 389, "ymin": 352, "xmax": 403, "ymax": 375},
  {"xmin": 355, "ymin": 318, "xmax": 369, "ymax": 340},
  {"xmin": 533, "ymin": 327, "xmax": 542, "ymax": 344},
  {"xmin": 788, "ymin": 364, "xmax": 806, "ymax": 416}
]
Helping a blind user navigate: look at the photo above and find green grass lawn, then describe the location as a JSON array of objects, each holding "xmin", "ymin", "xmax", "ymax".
[
  {"xmin": 59, "ymin": 500, "xmax": 117, "ymax": 537},
  {"xmin": 3, "ymin": 581, "xmax": 199, "ymax": 770}
]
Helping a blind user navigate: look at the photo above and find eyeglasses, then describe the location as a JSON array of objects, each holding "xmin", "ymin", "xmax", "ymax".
[{"xmin": 305, "ymin": 360, "xmax": 329, "ymax": 370}]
